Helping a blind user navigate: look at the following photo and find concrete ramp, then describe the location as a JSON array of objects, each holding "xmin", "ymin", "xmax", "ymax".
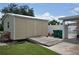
[{"xmin": 29, "ymin": 37, "xmax": 62, "ymax": 46}]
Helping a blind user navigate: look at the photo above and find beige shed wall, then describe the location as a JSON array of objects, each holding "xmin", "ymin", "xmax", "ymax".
[
  {"xmin": 15, "ymin": 16, "xmax": 48, "ymax": 40},
  {"xmin": 4, "ymin": 15, "xmax": 14, "ymax": 39}
]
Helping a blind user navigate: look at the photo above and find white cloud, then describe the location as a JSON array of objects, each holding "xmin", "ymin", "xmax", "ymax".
[
  {"xmin": 71, "ymin": 7, "xmax": 79, "ymax": 14},
  {"xmin": 36, "ymin": 12, "xmax": 54, "ymax": 21},
  {"xmin": 41, "ymin": 12, "xmax": 50, "ymax": 16},
  {"xmin": 0, "ymin": 12, "xmax": 3, "ymax": 18},
  {"xmin": 0, "ymin": 12, "xmax": 3, "ymax": 24},
  {"xmin": 35, "ymin": 12, "xmax": 65, "ymax": 23}
]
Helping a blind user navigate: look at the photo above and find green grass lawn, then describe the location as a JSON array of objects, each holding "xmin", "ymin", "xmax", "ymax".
[{"xmin": 0, "ymin": 42, "xmax": 59, "ymax": 55}]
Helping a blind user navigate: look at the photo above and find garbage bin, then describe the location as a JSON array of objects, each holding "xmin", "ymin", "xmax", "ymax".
[{"xmin": 53, "ymin": 30, "xmax": 62, "ymax": 38}]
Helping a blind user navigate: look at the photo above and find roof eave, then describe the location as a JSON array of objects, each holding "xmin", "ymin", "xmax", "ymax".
[
  {"xmin": 6, "ymin": 13, "xmax": 48, "ymax": 21},
  {"xmin": 59, "ymin": 15, "xmax": 79, "ymax": 21}
]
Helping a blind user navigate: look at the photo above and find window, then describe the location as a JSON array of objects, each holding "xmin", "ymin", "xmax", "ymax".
[{"xmin": 7, "ymin": 22, "xmax": 9, "ymax": 28}]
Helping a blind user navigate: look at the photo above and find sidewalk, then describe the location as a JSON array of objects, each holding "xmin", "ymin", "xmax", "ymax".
[{"xmin": 43, "ymin": 42, "xmax": 79, "ymax": 55}]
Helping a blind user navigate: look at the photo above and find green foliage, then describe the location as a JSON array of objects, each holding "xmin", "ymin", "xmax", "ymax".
[
  {"xmin": 48, "ymin": 20, "xmax": 60, "ymax": 25},
  {"xmin": 1, "ymin": 3, "xmax": 34, "ymax": 16}
]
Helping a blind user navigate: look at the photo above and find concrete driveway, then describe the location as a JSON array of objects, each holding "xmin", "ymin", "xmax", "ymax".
[
  {"xmin": 44, "ymin": 42, "xmax": 79, "ymax": 55},
  {"xmin": 29, "ymin": 36, "xmax": 62, "ymax": 46}
]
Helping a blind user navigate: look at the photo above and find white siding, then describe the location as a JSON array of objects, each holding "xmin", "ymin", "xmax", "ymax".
[
  {"xmin": 4, "ymin": 15, "xmax": 48, "ymax": 40},
  {"xmin": 3, "ymin": 15, "xmax": 14, "ymax": 39},
  {"xmin": 14, "ymin": 16, "xmax": 48, "ymax": 40}
]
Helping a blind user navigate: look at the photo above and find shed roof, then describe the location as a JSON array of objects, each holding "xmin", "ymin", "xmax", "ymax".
[
  {"xmin": 2, "ymin": 13, "xmax": 48, "ymax": 21},
  {"xmin": 59, "ymin": 15, "xmax": 79, "ymax": 21}
]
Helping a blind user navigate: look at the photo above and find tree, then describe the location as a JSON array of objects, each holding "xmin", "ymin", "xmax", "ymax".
[
  {"xmin": 1, "ymin": 4, "xmax": 35, "ymax": 31},
  {"xmin": 28, "ymin": 8, "xmax": 34, "ymax": 16},
  {"xmin": 48, "ymin": 20, "xmax": 60, "ymax": 25},
  {"xmin": 1, "ymin": 3, "xmax": 35, "ymax": 16}
]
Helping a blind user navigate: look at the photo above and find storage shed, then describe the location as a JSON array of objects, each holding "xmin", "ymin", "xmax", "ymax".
[{"xmin": 2, "ymin": 13, "xmax": 48, "ymax": 40}]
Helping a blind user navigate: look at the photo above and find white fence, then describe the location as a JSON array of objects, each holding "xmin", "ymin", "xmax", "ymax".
[
  {"xmin": 48, "ymin": 25, "xmax": 77, "ymax": 38},
  {"xmin": 48, "ymin": 25, "xmax": 63, "ymax": 35}
]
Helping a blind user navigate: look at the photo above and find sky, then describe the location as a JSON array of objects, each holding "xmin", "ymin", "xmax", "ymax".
[{"xmin": 0, "ymin": 3, "xmax": 79, "ymax": 21}]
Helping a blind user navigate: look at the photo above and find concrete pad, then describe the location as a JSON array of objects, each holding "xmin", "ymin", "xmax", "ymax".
[
  {"xmin": 44, "ymin": 42, "xmax": 79, "ymax": 55},
  {"xmin": 29, "ymin": 36, "xmax": 62, "ymax": 46}
]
